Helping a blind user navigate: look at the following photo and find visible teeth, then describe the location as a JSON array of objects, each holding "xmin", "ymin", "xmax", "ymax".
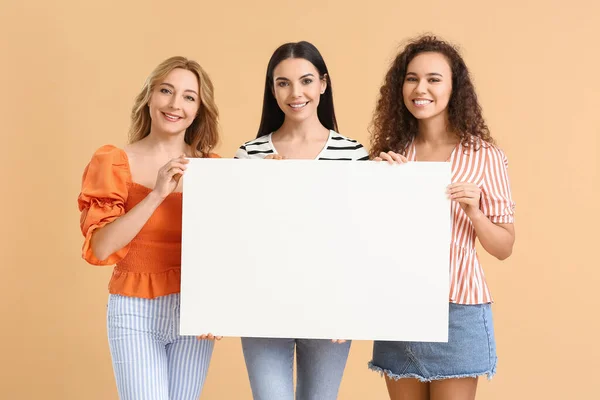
[
  {"xmin": 164, "ymin": 113, "xmax": 180, "ymax": 120},
  {"xmin": 414, "ymin": 100, "xmax": 432, "ymax": 105},
  {"xmin": 290, "ymin": 102, "xmax": 307, "ymax": 108}
]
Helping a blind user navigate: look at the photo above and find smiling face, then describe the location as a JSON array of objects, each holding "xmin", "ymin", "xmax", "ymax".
[
  {"xmin": 272, "ymin": 57, "xmax": 327, "ymax": 124},
  {"xmin": 402, "ymin": 52, "xmax": 453, "ymax": 123},
  {"xmin": 148, "ymin": 67, "xmax": 200, "ymax": 136}
]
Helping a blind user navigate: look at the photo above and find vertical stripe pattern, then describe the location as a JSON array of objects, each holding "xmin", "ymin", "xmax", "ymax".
[
  {"xmin": 107, "ymin": 293, "xmax": 214, "ymax": 400},
  {"xmin": 406, "ymin": 140, "xmax": 515, "ymax": 304}
]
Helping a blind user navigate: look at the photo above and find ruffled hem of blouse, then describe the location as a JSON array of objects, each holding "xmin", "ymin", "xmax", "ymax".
[{"xmin": 108, "ymin": 268, "xmax": 181, "ymax": 299}]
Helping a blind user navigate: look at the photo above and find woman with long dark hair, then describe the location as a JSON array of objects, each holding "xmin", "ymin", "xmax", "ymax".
[{"xmin": 234, "ymin": 41, "xmax": 368, "ymax": 400}]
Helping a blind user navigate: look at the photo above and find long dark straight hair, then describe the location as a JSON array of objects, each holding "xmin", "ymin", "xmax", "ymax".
[{"xmin": 256, "ymin": 41, "xmax": 338, "ymax": 138}]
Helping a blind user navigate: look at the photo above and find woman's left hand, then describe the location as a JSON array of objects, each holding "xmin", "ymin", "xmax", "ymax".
[
  {"xmin": 447, "ymin": 182, "xmax": 481, "ymax": 215},
  {"xmin": 331, "ymin": 339, "xmax": 347, "ymax": 344}
]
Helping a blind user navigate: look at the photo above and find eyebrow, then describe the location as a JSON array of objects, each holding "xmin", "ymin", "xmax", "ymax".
[
  {"xmin": 159, "ymin": 82, "xmax": 198, "ymax": 95},
  {"xmin": 275, "ymin": 73, "xmax": 316, "ymax": 81},
  {"xmin": 406, "ymin": 72, "xmax": 444, "ymax": 77}
]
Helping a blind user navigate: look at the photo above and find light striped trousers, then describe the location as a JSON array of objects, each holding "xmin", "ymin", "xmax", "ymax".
[{"xmin": 107, "ymin": 293, "xmax": 214, "ymax": 400}]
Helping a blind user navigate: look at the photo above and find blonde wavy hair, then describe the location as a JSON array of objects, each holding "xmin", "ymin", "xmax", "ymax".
[{"xmin": 128, "ymin": 56, "xmax": 220, "ymax": 157}]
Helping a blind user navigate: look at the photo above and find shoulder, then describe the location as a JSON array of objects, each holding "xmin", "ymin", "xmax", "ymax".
[
  {"xmin": 461, "ymin": 138, "xmax": 510, "ymax": 173},
  {"xmin": 235, "ymin": 134, "xmax": 273, "ymax": 159},
  {"xmin": 485, "ymin": 142, "xmax": 508, "ymax": 159},
  {"xmin": 82, "ymin": 144, "xmax": 130, "ymax": 185},
  {"xmin": 329, "ymin": 131, "xmax": 363, "ymax": 146},
  {"xmin": 477, "ymin": 139, "xmax": 509, "ymax": 165},
  {"xmin": 86, "ymin": 144, "xmax": 128, "ymax": 171},
  {"xmin": 90, "ymin": 144, "xmax": 127, "ymax": 162},
  {"xmin": 243, "ymin": 134, "xmax": 272, "ymax": 147},
  {"xmin": 326, "ymin": 131, "xmax": 369, "ymax": 160}
]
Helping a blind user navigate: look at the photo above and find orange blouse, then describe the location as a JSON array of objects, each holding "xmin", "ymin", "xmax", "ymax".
[{"xmin": 78, "ymin": 145, "xmax": 220, "ymax": 299}]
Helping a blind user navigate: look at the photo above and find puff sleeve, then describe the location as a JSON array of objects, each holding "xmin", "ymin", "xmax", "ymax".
[{"xmin": 77, "ymin": 145, "xmax": 130, "ymax": 265}]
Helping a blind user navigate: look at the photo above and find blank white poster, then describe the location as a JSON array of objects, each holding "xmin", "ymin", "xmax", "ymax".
[{"xmin": 180, "ymin": 159, "xmax": 451, "ymax": 342}]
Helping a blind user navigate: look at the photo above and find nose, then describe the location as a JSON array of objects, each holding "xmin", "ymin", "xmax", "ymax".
[
  {"xmin": 291, "ymin": 82, "xmax": 302, "ymax": 98},
  {"xmin": 168, "ymin": 94, "xmax": 181, "ymax": 109},
  {"xmin": 415, "ymin": 79, "xmax": 428, "ymax": 95}
]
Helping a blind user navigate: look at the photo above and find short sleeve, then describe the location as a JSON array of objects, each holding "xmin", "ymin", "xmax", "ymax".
[
  {"xmin": 234, "ymin": 144, "xmax": 249, "ymax": 159},
  {"xmin": 480, "ymin": 146, "xmax": 515, "ymax": 224},
  {"xmin": 77, "ymin": 145, "xmax": 131, "ymax": 265}
]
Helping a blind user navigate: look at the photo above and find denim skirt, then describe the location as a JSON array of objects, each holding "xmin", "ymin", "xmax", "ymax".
[{"xmin": 369, "ymin": 303, "xmax": 497, "ymax": 382}]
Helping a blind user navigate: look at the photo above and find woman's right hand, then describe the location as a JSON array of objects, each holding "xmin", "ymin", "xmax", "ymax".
[
  {"xmin": 152, "ymin": 154, "xmax": 189, "ymax": 199},
  {"xmin": 197, "ymin": 333, "xmax": 223, "ymax": 341},
  {"xmin": 373, "ymin": 151, "xmax": 408, "ymax": 165}
]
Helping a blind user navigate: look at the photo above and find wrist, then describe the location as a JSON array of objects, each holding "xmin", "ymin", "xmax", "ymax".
[
  {"xmin": 148, "ymin": 189, "xmax": 167, "ymax": 204},
  {"xmin": 466, "ymin": 207, "xmax": 485, "ymax": 222}
]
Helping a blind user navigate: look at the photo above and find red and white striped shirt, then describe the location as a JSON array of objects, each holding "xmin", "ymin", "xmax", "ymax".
[{"xmin": 405, "ymin": 139, "xmax": 515, "ymax": 305}]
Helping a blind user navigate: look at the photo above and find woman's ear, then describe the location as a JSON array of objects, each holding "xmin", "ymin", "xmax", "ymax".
[{"xmin": 320, "ymin": 73, "xmax": 328, "ymax": 95}]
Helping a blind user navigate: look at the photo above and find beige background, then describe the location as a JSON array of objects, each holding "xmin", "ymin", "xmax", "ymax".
[{"xmin": 1, "ymin": 0, "xmax": 598, "ymax": 399}]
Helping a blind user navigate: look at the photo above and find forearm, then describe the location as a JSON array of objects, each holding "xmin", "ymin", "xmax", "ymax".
[
  {"xmin": 467, "ymin": 209, "xmax": 515, "ymax": 260},
  {"xmin": 90, "ymin": 191, "xmax": 165, "ymax": 261}
]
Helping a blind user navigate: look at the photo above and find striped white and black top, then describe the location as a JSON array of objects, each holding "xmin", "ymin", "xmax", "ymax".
[{"xmin": 234, "ymin": 130, "xmax": 369, "ymax": 161}]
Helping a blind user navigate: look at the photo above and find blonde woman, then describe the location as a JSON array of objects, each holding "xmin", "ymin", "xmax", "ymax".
[{"xmin": 77, "ymin": 56, "xmax": 221, "ymax": 399}]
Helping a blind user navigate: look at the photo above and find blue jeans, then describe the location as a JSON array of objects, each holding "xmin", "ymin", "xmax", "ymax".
[
  {"xmin": 241, "ymin": 337, "xmax": 351, "ymax": 400},
  {"xmin": 107, "ymin": 293, "xmax": 214, "ymax": 400}
]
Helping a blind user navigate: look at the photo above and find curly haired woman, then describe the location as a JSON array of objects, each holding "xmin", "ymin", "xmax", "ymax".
[{"xmin": 368, "ymin": 35, "xmax": 516, "ymax": 400}]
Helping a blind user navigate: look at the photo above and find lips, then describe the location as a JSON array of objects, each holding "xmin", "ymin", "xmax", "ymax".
[
  {"xmin": 289, "ymin": 101, "xmax": 308, "ymax": 110},
  {"xmin": 413, "ymin": 99, "xmax": 433, "ymax": 106},
  {"xmin": 162, "ymin": 112, "xmax": 182, "ymax": 121}
]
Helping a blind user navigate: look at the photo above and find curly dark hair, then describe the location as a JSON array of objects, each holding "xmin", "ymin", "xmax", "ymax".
[{"xmin": 369, "ymin": 35, "xmax": 494, "ymax": 157}]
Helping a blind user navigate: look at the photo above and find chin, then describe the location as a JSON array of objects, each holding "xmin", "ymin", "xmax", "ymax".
[
  {"xmin": 410, "ymin": 110, "xmax": 435, "ymax": 120},
  {"xmin": 284, "ymin": 113, "xmax": 310, "ymax": 123},
  {"xmin": 159, "ymin": 127, "xmax": 187, "ymax": 136}
]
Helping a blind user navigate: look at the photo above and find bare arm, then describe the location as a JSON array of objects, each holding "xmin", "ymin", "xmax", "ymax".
[
  {"xmin": 466, "ymin": 209, "xmax": 515, "ymax": 260},
  {"xmin": 377, "ymin": 151, "xmax": 516, "ymax": 260},
  {"xmin": 448, "ymin": 182, "xmax": 515, "ymax": 260},
  {"xmin": 90, "ymin": 191, "xmax": 164, "ymax": 261},
  {"xmin": 89, "ymin": 155, "xmax": 188, "ymax": 262}
]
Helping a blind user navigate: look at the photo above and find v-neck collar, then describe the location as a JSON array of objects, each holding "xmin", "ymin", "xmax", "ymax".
[{"xmin": 267, "ymin": 130, "xmax": 334, "ymax": 160}]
